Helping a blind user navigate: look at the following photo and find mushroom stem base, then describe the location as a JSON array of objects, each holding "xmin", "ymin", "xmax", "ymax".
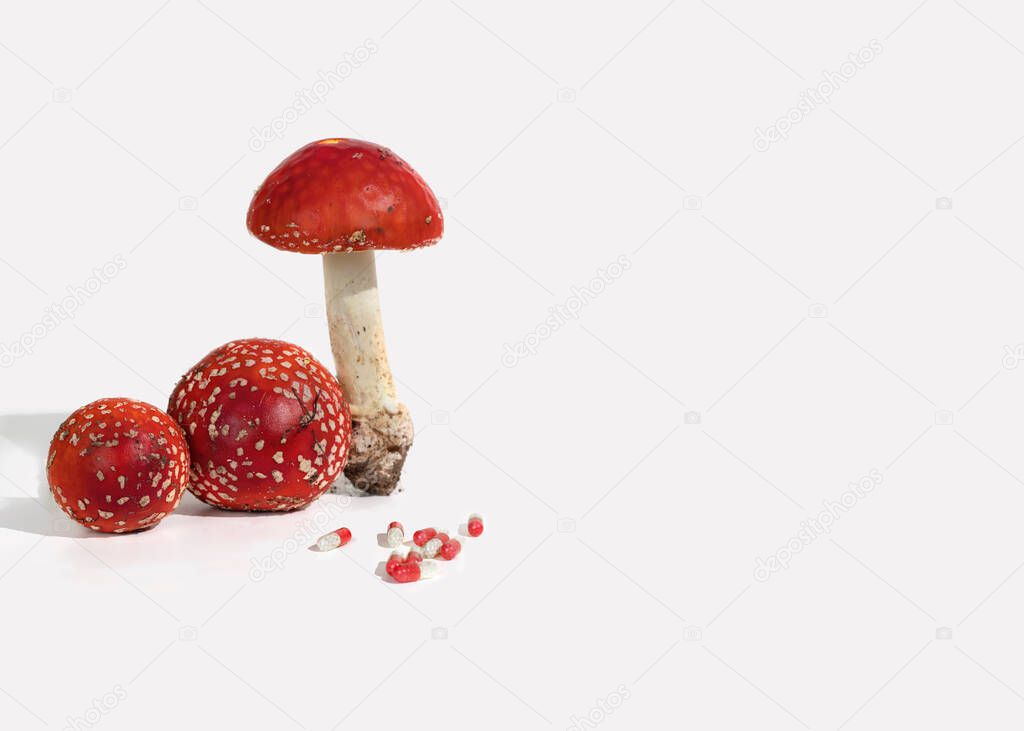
[{"xmin": 342, "ymin": 405, "xmax": 414, "ymax": 496}]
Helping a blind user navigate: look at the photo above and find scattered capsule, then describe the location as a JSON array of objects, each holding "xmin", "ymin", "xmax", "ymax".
[
  {"xmin": 439, "ymin": 539, "xmax": 462, "ymax": 561},
  {"xmin": 467, "ymin": 514, "xmax": 484, "ymax": 537},
  {"xmin": 316, "ymin": 527, "xmax": 352, "ymax": 552},
  {"xmin": 423, "ymin": 537, "xmax": 443, "ymax": 558},
  {"xmin": 386, "ymin": 551, "xmax": 405, "ymax": 575},
  {"xmin": 391, "ymin": 559, "xmax": 440, "ymax": 583},
  {"xmin": 386, "ymin": 521, "xmax": 404, "ymax": 548},
  {"xmin": 413, "ymin": 527, "xmax": 437, "ymax": 546}
]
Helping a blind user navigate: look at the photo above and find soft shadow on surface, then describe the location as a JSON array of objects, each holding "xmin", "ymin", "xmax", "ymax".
[
  {"xmin": 0, "ymin": 412, "xmax": 101, "ymax": 538},
  {"xmin": 173, "ymin": 493, "xmax": 266, "ymax": 518},
  {"xmin": 374, "ymin": 560, "xmax": 397, "ymax": 583}
]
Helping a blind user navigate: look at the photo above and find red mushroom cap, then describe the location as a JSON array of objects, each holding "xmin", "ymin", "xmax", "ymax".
[
  {"xmin": 246, "ymin": 138, "xmax": 443, "ymax": 254},
  {"xmin": 46, "ymin": 398, "xmax": 190, "ymax": 534},
  {"xmin": 168, "ymin": 338, "xmax": 350, "ymax": 512}
]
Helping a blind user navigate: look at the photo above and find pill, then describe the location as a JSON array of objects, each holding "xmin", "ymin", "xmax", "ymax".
[
  {"xmin": 467, "ymin": 514, "xmax": 484, "ymax": 537},
  {"xmin": 392, "ymin": 559, "xmax": 441, "ymax": 583},
  {"xmin": 439, "ymin": 539, "xmax": 462, "ymax": 561},
  {"xmin": 386, "ymin": 521, "xmax": 404, "ymax": 547},
  {"xmin": 413, "ymin": 527, "xmax": 437, "ymax": 546},
  {"xmin": 386, "ymin": 551, "xmax": 405, "ymax": 575},
  {"xmin": 423, "ymin": 537, "xmax": 443, "ymax": 558},
  {"xmin": 317, "ymin": 527, "xmax": 352, "ymax": 552}
]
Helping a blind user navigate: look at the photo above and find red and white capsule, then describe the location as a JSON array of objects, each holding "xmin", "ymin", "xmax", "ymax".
[
  {"xmin": 317, "ymin": 527, "xmax": 352, "ymax": 552},
  {"xmin": 391, "ymin": 559, "xmax": 440, "ymax": 583},
  {"xmin": 423, "ymin": 536, "xmax": 444, "ymax": 558},
  {"xmin": 386, "ymin": 550, "xmax": 405, "ymax": 575},
  {"xmin": 467, "ymin": 514, "xmax": 484, "ymax": 537},
  {"xmin": 413, "ymin": 527, "xmax": 437, "ymax": 546},
  {"xmin": 386, "ymin": 521, "xmax": 404, "ymax": 548},
  {"xmin": 439, "ymin": 538, "xmax": 462, "ymax": 561}
]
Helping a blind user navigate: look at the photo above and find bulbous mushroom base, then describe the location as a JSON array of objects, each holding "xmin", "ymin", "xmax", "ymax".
[{"xmin": 342, "ymin": 405, "xmax": 414, "ymax": 496}]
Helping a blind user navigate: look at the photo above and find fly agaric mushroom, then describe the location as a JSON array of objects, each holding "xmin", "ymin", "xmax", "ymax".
[
  {"xmin": 246, "ymin": 138, "xmax": 442, "ymax": 496},
  {"xmin": 46, "ymin": 398, "xmax": 190, "ymax": 533},
  {"xmin": 168, "ymin": 338, "xmax": 350, "ymax": 511}
]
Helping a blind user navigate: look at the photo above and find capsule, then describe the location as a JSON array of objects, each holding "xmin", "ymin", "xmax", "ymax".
[
  {"xmin": 406, "ymin": 548, "xmax": 423, "ymax": 563},
  {"xmin": 467, "ymin": 514, "xmax": 484, "ymax": 537},
  {"xmin": 413, "ymin": 527, "xmax": 437, "ymax": 546},
  {"xmin": 386, "ymin": 550, "xmax": 405, "ymax": 575},
  {"xmin": 391, "ymin": 559, "xmax": 440, "ymax": 583},
  {"xmin": 386, "ymin": 521, "xmax": 404, "ymax": 548},
  {"xmin": 423, "ymin": 536, "xmax": 444, "ymax": 558},
  {"xmin": 439, "ymin": 539, "xmax": 462, "ymax": 561},
  {"xmin": 317, "ymin": 527, "xmax": 352, "ymax": 552},
  {"xmin": 436, "ymin": 531, "xmax": 450, "ymax": 544}
]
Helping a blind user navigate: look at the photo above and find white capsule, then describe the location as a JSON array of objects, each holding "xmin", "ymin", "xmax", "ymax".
[
  {"xmin": 386, "ymin": 522, "xmax": 404, "ymax": 548},
  {"xmin": 316, "ymin": 527, "xmax": 351, "ymax": 552},
  {"xmin": 317, "ymin": 534, "xmax": 340, "ymax": 551},
  {"xmin": 423, "ymin": 537, "xmax": 443, "ymax": 558}
]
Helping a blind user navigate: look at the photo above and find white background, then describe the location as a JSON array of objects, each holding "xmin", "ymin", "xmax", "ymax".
[{"xmin": 2, "ymin": 1, "xmax": 1024, "ymax": 728}]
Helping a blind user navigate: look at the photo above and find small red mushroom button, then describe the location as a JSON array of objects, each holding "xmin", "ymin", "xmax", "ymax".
[
  {"xmin": 168, "ymin": 338, "xmax": 351, "ymax": 512},
  {"xmin": 46, "ymin": 398, "xmax": 191, "ymax": 534}
]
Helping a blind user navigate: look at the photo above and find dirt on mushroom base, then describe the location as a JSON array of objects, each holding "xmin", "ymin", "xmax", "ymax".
[{"xmin": 341, "ymin": 406, "xmax": 414, "ymax": 496}]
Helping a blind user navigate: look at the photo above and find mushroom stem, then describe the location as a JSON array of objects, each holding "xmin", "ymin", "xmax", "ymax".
[{"xmin": 323, "ymin": 251, "xmax": 413, "ymax": 495}]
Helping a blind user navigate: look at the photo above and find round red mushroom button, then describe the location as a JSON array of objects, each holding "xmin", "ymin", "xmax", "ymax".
[
  {"xmin": 46, "ymin": 398, "xmax": 191, "ymax": 534},
  {"xmin": 168, "ymin": 338, "xmax": 351, "ymax": 512}
]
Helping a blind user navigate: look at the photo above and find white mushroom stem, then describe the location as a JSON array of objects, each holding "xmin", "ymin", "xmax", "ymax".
[
  {"xmin": 323, "ymin": 250, "xmax": 413, "ymax": 495},
  {"xmin": 323, "ymin": 250, "xmax": 398, "ymax": 419}
]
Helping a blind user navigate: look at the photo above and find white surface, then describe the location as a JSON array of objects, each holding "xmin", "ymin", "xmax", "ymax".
[{"xmin": 2, "ymin": 1, "xmax": 1024, "ymax": 729}]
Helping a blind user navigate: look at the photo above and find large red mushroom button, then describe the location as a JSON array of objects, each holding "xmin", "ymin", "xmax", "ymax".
[
  {"xmin": 247, "ymin": 138, "xmax": 443, "ymax": 496},
  {"xmin": 46, "ymin": 398, "xmax": 190, "ymax": 534},
  {"xmin": 168, "ymin": 338, "xmax": 350, "ymax": 512}
]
